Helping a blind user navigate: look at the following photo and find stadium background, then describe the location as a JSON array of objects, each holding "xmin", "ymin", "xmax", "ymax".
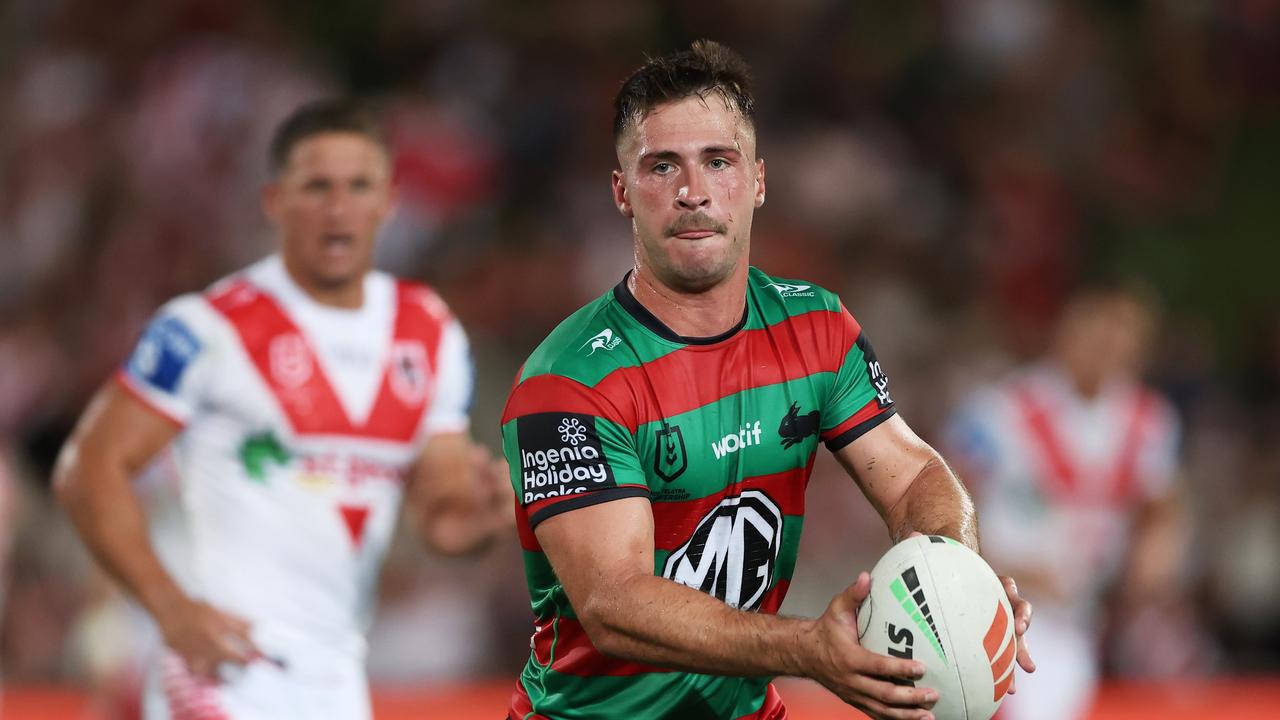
[{"xmin": 1, "ymin": 0, "xmax": 1278, "ymax": 717}]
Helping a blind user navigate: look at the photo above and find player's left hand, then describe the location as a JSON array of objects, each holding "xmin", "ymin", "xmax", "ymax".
[
  {"xmin": 472, "ymin": 443, "xmax": 515, "ymax": 530},
  {"xmin": 999, "ymin": 574, "xmax": 1035, "ymax": 693}
]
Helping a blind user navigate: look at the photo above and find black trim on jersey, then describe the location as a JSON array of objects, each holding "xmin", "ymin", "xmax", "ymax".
[
  {"xmin": 613, "ymin": 272, "xmax": 749, "ymax": 346},
  {"xmin": 528, "ymin": 485, "xmax": 651, "ymax": 530},
  {"xmin": 824, "ymin": 407, "xmax": 898, "ymax": 452}
]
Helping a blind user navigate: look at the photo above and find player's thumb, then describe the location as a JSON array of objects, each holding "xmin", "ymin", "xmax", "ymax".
[
  {"xmin": 219, "ymin": 609, "xmax": 254, "ymax": 636},
  {"xmin": 830, "ymin": 571, "xmax": 873, "ymax": 619},
  {"xmin": 217, "ymin": 611, "xmax": 262, "ymax": 659}
]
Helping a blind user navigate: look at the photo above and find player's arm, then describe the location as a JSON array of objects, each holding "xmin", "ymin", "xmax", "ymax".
[
  {"xmin": 535, "ymin": 498, "xmax": 940, "ymax": 720},
  {"xmin": 406, "ymin": 432, "xmax": 512, "ymax": 556},
  {"xmin": 403, "ymin": 315, "xmax": 512, "ymax": 556},
  {"xmin": 833, "ymin": 415, "xmax": 978, "ymax": 549},
  {"xmin": 1123, "ymin": 488, "xmax": 1187, "ymax": 602},
  {"xmin": 835, "ymin": 414, "xmax": 1035, "ymax": 677},
  {"xmin": 54, "ymin": 383, "xmax": 260, "ymax": 677}
]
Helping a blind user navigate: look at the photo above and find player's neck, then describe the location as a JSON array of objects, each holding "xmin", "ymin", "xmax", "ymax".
[
  {"xmin": 628, "ymin": 264, "xmax": 748, "ymax": 339},
  {"xmin": 282, "ymin": 261, "xmax": 365, "ymax": 310}
]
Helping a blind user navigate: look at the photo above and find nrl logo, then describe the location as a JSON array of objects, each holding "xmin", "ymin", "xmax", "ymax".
[
  {"xmin": 768, "ymin": 283, "xmax": 816, "ymax": 298},
  {"xmin": 580, "ymin": 328, "xmax": 623, "ymax": 356},
  {"xmin": 654, "ymin": 422, "xmax": 687, "ymax": 482},
  {"xmin": 269, "ymin": 333, "xmax": 313, "ymax": 388}
]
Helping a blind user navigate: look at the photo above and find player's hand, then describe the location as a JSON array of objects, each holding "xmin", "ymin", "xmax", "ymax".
[
  {"xmin": 999, "ymin": 574, "xmax": 1036, "ymax": 693},
  {"xmin": 805, "ymin": 572, "xmax": 938, "ymax": 720},
  {"xmin": 156, "ymin": 597, "xmax": 262, "ymax": 681},
  {"xmin": 472, "ymin": 444, "xmax": 515, "ymax": 532}
]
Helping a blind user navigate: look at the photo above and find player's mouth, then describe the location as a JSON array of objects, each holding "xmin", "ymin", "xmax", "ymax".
[
  {"xmin": 673, "ymin": 230, "xmax": 718, "ymax": 240},
  {"xmin": 321, "ymin": 233, "xmax": 355, "ymax": 258}
]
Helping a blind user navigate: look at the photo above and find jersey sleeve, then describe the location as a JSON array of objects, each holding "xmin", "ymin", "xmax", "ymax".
[
  {"xmin": 116, "ymin": 296, "xmax": 218, "ymax": 426},
  {"xmin": 420, "ymin": 318, "xmax": 473, "ymax": 437},
  {"xmin": 501, "ymin": 374, "xmax": 649, "ymax": 530},
  {"xmin": 820, "ymin": 303, "xmax": 897, "ymax": 451}
]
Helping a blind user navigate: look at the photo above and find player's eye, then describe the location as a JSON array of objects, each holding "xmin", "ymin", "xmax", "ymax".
[
  {"xmin": 708, "ymin": 158, "xmax": 730, "ymax": 170},
  {"xmin": 302, "ymin": 179, "xmax": 330, "ymax": 193},
  {"xmin": 652, "ymin": 162, "xmax": 675, "ymax": 175}
]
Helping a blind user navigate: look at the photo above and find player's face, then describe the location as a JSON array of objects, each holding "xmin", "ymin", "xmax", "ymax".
[
  {"xmin": 1059, "ymin": 296, "xmax": 1153, "ymax": 389},
  {"xmin": 264, "ymin": 132, "xmax": 394, "ymax": 292},
  {"xmin": 612, "ymin": 95, "xmax": 766, "ymax": 293}
]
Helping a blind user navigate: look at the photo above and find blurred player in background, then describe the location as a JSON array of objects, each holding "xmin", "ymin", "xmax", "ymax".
[
  {"xmin": 945, "ymin": 283, "xmax": 1190, "ymax": 720},
  {"xmin": 54, "ymin": 99, "xmax": 511, "ymax": 720},
  {"xmin": 0, "ymin": 446, "xmax": 14, "ymax": 719},
  {"xmin": 500, "ymin": 41, "xmax": 1033, "ymax": 720}
]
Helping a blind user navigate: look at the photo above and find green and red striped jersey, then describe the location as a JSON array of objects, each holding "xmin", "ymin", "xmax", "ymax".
[{"xmin": 501, "ymin": 267, "xmax": 895, "ymax": 719}]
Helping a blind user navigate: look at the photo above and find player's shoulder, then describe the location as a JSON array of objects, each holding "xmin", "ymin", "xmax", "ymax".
[
  {"xmin": 516, "ymin": 290, "xmax": 625, "ymax": 386},
  {"xmin": 748, "ymin": 266, "xmax": 844, "ymax": 316},
  {"xmin": 148, "ymin": 288, "xmax": 230, "ymax": 343},
  {"xmin": 1133, "ymin": 382, "xmax": 1179, "ymax": 436},
  {"xmin": 385, "ymin": 272, "xmax": 455, "ymax": 323}
]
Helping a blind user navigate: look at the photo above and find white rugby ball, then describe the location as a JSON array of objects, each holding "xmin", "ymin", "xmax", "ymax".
[{"xmin": 856, "ymin": 535, "xmax": 1016, "ymax": 720}]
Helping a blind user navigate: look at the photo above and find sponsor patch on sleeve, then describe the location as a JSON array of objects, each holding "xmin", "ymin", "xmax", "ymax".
[
  {"xmin": 516, "ymin": 412, "xmax": 617, "ymax": 506},
  {"xmin": 857, "ymin": 333, "xmax": 893, "ymax": 409},
  {"xmin": 126, "ymin": 316, "xmax": 202, "ymax": 394}
]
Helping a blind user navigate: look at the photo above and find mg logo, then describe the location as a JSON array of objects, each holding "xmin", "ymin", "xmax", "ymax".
[{"xmin": 662, "ymin": 490, "xmax": 783, "ymax": 610}]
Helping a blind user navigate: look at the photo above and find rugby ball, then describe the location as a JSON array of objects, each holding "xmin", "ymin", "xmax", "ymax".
[{"xmin": 856, "ymin": 535, "xmax": 1016, "ymax": 720}]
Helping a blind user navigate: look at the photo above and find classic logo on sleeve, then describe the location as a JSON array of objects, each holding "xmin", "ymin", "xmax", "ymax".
[
  {"xmin": 857, "ymin": 334, "xmax": 893, "ymax": 408},
  {"xmin": 768, "ymin": 283, "xmax": 816, "ymax": 298},
  {"xmin": 579, "ymin": 328, "xmax": 623, "ymax": 356},
  {"xmin": 127, "ymin": 316, "xmax": 202, "ymax": 393},
  {"xmin": 516, "ymin": 412, "xmax": 616, "ymax": 505}
]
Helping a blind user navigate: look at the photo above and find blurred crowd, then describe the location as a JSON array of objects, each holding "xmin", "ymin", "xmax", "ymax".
[{"xmin": 1, "ymin": 0, "xmax": 1278, "ymax": 704}]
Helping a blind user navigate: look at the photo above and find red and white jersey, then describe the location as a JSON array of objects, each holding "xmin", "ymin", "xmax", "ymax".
[
  {"xmin": 944, "ymin": 363, "xmax": 1179, "ymax": 625},
  {"xmin": 118, "ymin": 255, "xmax": 472, "ymax": 665}
]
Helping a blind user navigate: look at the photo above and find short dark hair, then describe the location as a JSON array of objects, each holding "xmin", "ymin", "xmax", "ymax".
[
  {"xmin": 1063, "ymin": 276, "xmax": 1164, "ymax": 328},
  {"xmin": 613, "ymin": 40, "xmax": 756, "ymax": 143},
  {"xmin": 268, "ymin": 99, "xmax": 388, "ymax": 174}
]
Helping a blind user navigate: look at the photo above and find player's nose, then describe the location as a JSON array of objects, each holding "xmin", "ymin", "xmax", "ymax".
[{"xmin": 675, "ymin": 171, "xmax": 711, "ymax": 210}]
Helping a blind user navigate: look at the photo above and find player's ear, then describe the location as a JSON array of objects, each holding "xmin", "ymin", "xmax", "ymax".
[
  {"xmin": 383, "ymin": 176, "xmax": 400, "ymax": 216},
  {"xmin": 261, "ymin": 181, "xmax": 281, "ymax": 224},
  {"xmin": 754, "ymin": 158, "xmax": 766, "ymax": 208},
  {"xmin": 612, "ymin": 169, "xmax": 633, "ymax": 219}
]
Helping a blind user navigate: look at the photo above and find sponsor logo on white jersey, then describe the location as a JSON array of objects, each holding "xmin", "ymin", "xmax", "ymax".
[
  {"xmin": 580, "ymin": 328, "xmax": 623, "ymax": 355},
  {"xmin": 711, "ymin": 420, "xmax": 763, "ymax": 459},
  {"xmin": 768, "ymin": 283, "xmax": 816, "ymax": 298}
]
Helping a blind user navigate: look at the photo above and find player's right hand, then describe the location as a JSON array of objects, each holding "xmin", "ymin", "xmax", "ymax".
[
  {"xmin": 805, "ymin": 572, "xmax": 938, "ymax": 720},
  {"xmin": 157, "ymin": 598, "xmax": 262, "ymax": 680}
]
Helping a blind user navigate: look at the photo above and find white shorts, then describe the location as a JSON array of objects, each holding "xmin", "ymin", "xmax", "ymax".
[
  {"xmin": 997, "ymin": 611, "xmax": 1098, "ymax": 720},
  {"xmin": 143, "ymin": 649, "xmax": 371, "ymax": 720}
]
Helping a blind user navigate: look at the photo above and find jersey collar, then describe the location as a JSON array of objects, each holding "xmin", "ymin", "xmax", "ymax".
[{"xmin": 612, "ymin": 271, "xmax": 749, "ymax": 346}]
